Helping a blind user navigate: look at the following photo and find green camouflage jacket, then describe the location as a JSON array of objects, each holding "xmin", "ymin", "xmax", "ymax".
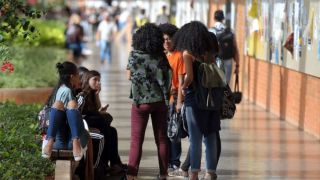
[{"xmin": 127, "ymin": 50, "xmax": 172, "ymax": 105}]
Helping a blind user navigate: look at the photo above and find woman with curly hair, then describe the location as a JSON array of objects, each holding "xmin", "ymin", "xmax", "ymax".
[
  {"xmin": 173, "ymin": 21, "xmax": 222, "ymax": 180},
  {"xmin": 125, "ymin": 23, "xmax": 172, "ymax": 180}
]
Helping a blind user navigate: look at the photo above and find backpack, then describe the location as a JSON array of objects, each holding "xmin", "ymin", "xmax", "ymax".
[
  {"xmin": 213, "ymin": 27, "xmax": 235, "ymax": 60},
  {"xmin": 38, "ymin": 105, "xmax": 50, "ymax": 134},
  {"xmin": 194, "ymin": 58, "xmax": 225, "ymax": 110}
]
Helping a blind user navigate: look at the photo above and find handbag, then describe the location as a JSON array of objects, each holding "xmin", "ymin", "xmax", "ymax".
[
  {"xmin": 220, "ymin": 84, "xmax": 236, "ymax": 119},
  {"xmin": 233, "ymin": 74, "xmax": 242, "ymax": 104}
]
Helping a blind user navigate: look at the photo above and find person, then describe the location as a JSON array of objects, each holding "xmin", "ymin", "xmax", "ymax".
[
  {"xmin": 78, "ymin": 70, "xmax": 125, "ymax": 175},
  {"xmin": 173, "ymin": 21, "xmax": 223, "ymax": 180},
  {"xmin": 209, "ymin": 10, "xmax": 239, "ymax": 84},
  {"xmin": 178, "ymin": 31, "xmax": 223, "ymax": 180},
  {"xmin": 96, "ymin": 12, "xmax": 117, "ymax": 64},
  {"xmin": 159, "ymin": 23, "xmax": 185, "ymax": 174},
  {"xmin": 156, "ymin": 5, "xmax": 170, "ymax": 25},
  {"xmin": 42, "ymin": 61, "xmax": 88, "ymax": 162},
  {"xmin": 66, "ymin": 14, "xmax": 84, "ymax": 63},
  {"xmin": 125, "ymin": 23, "xmax": 172, "ymax": 180},
  {"xmin": 132, "ymin": 8, "xmax": 149, "ymax": 33}
]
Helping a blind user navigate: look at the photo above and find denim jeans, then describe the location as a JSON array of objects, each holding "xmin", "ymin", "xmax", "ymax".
[
  {"xmin": 168, "ymin": 103, "xmax": 182, "ymax": 167},
  {"xmin": 169, "ymin": 140, "xmax": 182, "ymax": 168},
  {"xmin": 185, "ymin": 106, "xmax": 219, "ymax": 173},
  {"xmin": 47, "ymin": 108, "xmax": 88, "ymax": 150},
  {"xmin": 223, "ymin": 59, "xmax": 233, "ymax": 84},
  {"xmin": 100, "ymin": 40, "xmax": 112, "ymax": 63}
]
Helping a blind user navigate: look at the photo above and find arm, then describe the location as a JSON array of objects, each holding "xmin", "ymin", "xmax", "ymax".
[
  {"xmin": 181, "ymin": 51, "xmax": 194, "ymax": 90},
  {"xmin": 176, "ymin": 74, "xmax": 184, "ymax": 112},
  {"xmin": 233, "ymin": 38, "xmax": 240, "ymax": 74},
  {"xmin": 126, "ymin": 70, "xmax": 131, "ymax": 80}
]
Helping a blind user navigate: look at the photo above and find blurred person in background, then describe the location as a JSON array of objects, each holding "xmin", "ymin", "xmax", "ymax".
[
  {"xmin": 96, "ymin": 12, "xmax": 117, "ymax": 64},
  {"xmin": 132, "ymin": 8, "xmax": 149, "ymax": 33},
  {"xmin": 66, "ymin": 14, "xmax": 84, "ymax": 63},
  {"xmin": 156, "ymin": 5, "xmax": 170, "ymax": 25}
]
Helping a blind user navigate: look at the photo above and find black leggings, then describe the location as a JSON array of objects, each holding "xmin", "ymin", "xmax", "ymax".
[{"xmin": 84, "ymin": 113, "xmax": 122, "ymax": 166}]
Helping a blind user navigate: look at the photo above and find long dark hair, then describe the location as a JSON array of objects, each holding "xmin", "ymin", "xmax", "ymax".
[
  {"xmin": 81, "ymin": 70, "xmax": 101, "ymax": 93},
  {"xmin": 173, "ymin": 21, "xmax": 216, "ymax": 59},
  {"xmin": 132, "ymin": 23, "xmax": 164, "ymax": 54},
  {"xmin": 46, "ymin": 61, "xmax": 78, "ymax": 106}
]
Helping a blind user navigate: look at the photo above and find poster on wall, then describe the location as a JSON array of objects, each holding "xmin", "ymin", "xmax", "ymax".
[
  {"xmin": 293, "ymin": 0, "xmax": 301, "ymax": 62},
  {"xmin": 271, "ymin": 2, "xmax": 286, "ymax": 64}
]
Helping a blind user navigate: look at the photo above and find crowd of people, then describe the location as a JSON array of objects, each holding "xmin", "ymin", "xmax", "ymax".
[{"xmin": 41, "ymin": 6, "xmax": 239, "ymax": 180}]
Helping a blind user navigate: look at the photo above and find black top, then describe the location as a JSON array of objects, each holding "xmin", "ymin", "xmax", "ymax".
[{"xmin": 184, "ymin": 60, "xmax": 222, "ymax": 136}]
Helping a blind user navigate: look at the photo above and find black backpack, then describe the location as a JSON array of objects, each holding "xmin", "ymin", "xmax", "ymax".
[
  {"xmin": 213, "ymin": 27, "xmax": 235, "ymax": 60},
  {"xmin": 193, "ymin": 59, "xmax": 225, "ymax": 111}
]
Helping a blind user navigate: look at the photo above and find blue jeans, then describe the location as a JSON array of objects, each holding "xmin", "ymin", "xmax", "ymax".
[
  {"xmin": 169, "ymin": 138, "xmax": 182, "ymax": 167},
  {"xmin": 186, "ymin": 106, "xmax": 219, "ymax": 173},
  {"xmin": 47, "ymin": 108, "xmax": 88, "ymax": 150},
  {"xmin": 223, "ymin": 59, "xmax": 233, "ymax": 84},
  {"xmin": 100, "ymin": 40, "xmax": 112, "ymax": 63},
  {"xmin": 168, "ymin": 103, "xmax": 182, "ymax": 167}
]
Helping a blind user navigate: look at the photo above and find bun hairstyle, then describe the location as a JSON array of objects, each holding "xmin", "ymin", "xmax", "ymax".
[
  {"xmin": 46, "ymin": 61, "xmax": 78, "ymax": 106},
  {"xmin": 56, "ymin": 61, "xmax": 78, "ymax": 89}
]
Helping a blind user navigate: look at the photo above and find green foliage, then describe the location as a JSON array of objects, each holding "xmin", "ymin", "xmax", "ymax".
[
  {"xmin": 0, "ymin": 46, "xmax": 65, "ymax": 88},
  {"xmin": 13, "ymin": 20, "xmax": 66, "ymax": 47},
  {"xmin": 0, "ymin": 102, "xmax": 54, "ymax": 179},
  {"xmin": 0, "ymin": 0, "xmax": 44, "ymax": 43}
]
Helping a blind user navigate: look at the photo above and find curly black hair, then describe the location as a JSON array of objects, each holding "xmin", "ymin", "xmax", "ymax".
[
  {"xmin": 159, "ymin": 23, "xmax": 178, "ymax": 38},
  {"xmin": 132, "ymin": 23, "xmax": 164, "ymax": 54},
  {"xmin": 172, "ymin": 21, "xmax": 216, "ymax": 59},
  {"xmin": 209, "ymin": 31, "xmax": 219, "ymax": 54}
]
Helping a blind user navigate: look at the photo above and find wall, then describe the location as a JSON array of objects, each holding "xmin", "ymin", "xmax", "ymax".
[{"xmin": 209, "ymin": 0, "xmax": 320, "ymax": 138}]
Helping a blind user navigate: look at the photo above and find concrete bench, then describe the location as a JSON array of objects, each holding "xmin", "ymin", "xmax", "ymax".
[{"xmin": 51, "ymin": 149, "xmax": 77, "ymax": 180}]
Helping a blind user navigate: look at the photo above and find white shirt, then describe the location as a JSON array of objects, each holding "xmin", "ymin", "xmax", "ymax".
[
  {"xmin": 97, "ymin": 20, "xmax": 117, "ymax": 41},
  {"xmin": 209, "ymin": 22, "xmax": 226, "ymax": 35}
]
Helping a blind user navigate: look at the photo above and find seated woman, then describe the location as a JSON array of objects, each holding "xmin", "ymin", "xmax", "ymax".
[
  {"xmin": 79, "ymin": 69, "xmax": 125, "ymax": 174},
  {"xmin": 42, "ymin": 61, "xmax": 88, "ymax": 161}
]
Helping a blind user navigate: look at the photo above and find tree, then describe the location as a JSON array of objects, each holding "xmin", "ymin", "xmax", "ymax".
[
  {"xmin": 0, "ymin": 0, "xmax": 44, "ymax": 43},
  {"xmin": 0, "ymin": 0, "xmax": 44, "ymax": 73}
]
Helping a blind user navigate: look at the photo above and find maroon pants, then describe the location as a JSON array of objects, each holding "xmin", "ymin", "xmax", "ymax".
[{"xmin": 127, "ymin": 101, "xmax": 169, "ymax": 176}]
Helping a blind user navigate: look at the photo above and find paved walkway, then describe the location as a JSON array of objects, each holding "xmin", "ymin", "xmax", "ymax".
[{"xmin": 81, "ymin": 30, "xmax": 320, "ymax": 179}]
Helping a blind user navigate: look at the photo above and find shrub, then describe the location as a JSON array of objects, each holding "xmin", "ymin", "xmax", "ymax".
[
  {"xmin": 0, "ymin": 46, "xmax": 65, "ymax": 88},
  {"xmin": 0, "ymin": 102, "xmax": 54, "ymax": 179},
  {"xmin": 12, "ymin": 19, "xmax": 66, "ymax": 48}
]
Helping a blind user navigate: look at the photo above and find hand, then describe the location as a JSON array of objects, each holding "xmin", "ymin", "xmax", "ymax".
[
  {"xmin": 176, "ymin": 102, "xmax": 182, "ymax": 113},
  {"xmin": 95, "ymin": 84, "xmax": 101, "ymax": 95},
  {"xmin": 99, "ymin": 104, "xmax": 109, "ymax": 112},
  {"xmin": 181, "ymin": 88, "xmax": 186, "ymax": 96},
  {"xmin": 234, "ymin": 65, "xmax": 239, "ymax": 74}
]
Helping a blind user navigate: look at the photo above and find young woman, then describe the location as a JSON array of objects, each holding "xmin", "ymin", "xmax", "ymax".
[
  {"xmin": 173, "ymin": 21, "xmax": 223, "ymax": 180},
  {"xmin": 42, "ymin": 61, "xmax": 88, "ymax": 161},
  {"xmin": 126, "ymin": 23, "xmax": 172, "ymax": 180},
  {"xmin": 79, "ymin": 70, "xmax": 125, "ymax": 174}
]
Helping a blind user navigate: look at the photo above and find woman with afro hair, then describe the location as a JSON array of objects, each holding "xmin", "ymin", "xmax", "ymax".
[
  {"xmin": 125, "ymin": 23, "xmax": 172, "ymax": 180},
  {"xmin": 173, "ymin": 21, "xmax": 222, "ymax": 180}
]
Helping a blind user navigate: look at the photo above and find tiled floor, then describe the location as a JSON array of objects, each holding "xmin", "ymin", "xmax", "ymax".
[{"xmin": 81, "ymin": 33, "xmax": 320, "ymax": 180}]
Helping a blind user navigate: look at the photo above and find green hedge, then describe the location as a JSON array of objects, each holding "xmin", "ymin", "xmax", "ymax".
[
  {"xmin": 0, "ymin": 46, "xmax": 65, "ymax": 88},
  {"xmin": 13, "ymin": 19, "xmax": 66, "ymax": 47},
  {"xmin": 0, "ymin": 102, "xmax": 54, "ymax": 179}
]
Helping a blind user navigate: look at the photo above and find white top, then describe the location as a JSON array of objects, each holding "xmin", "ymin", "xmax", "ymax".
[
  {"xmin": 97, "ymin": 20, "xmax": 117, "ymax": 41},
  {"xmin": 209, "ymin": 22, "xmax": 226, "ymax": 35}
]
